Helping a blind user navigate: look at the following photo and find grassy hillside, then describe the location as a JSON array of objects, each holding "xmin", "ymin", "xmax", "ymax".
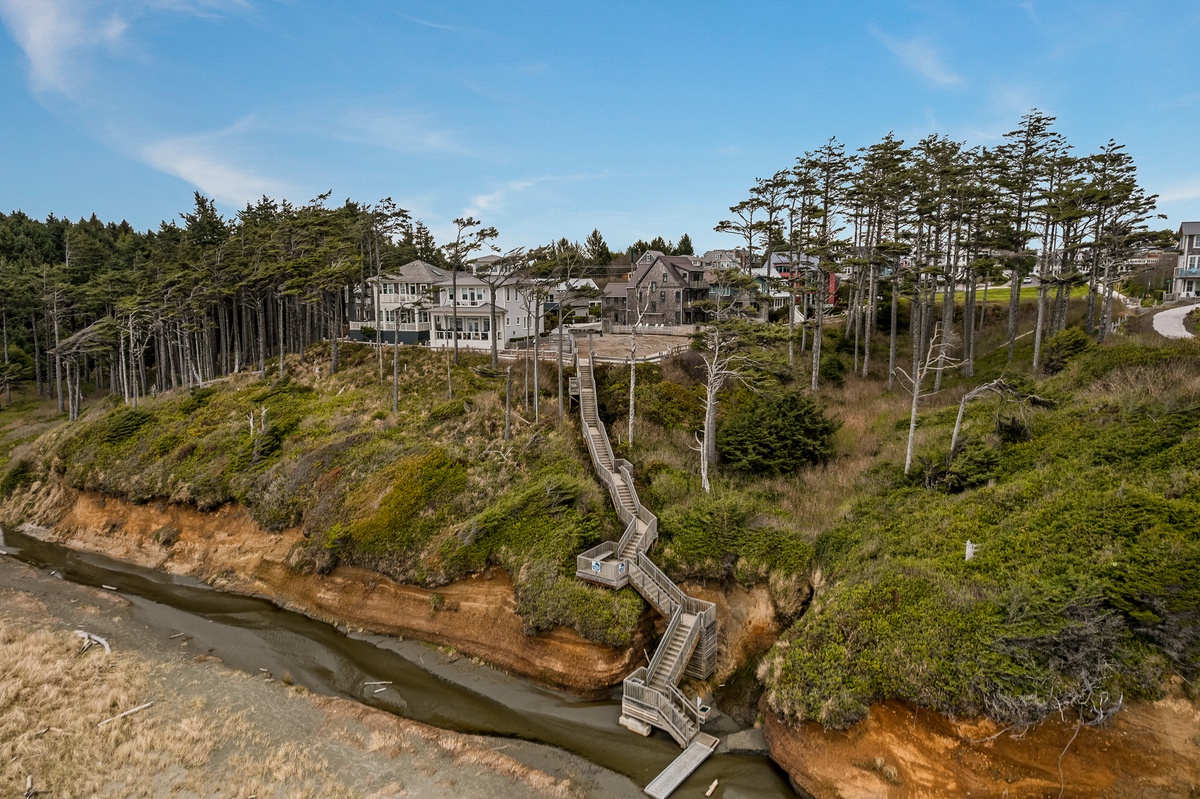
[
  {"xmin": 758, "ymin": 338, "xmax": 1200, "ymax": 728},
  {"xmin": 585, "ymin": 299, "xmax": 1200, "ymax": 730},
  {"xmin": 4, "ymin": 296, "xmax": 1198, "ymax": 731},
  {"xmin": 1, "ymin": 344, "xmax": 643, "ymax": 647}
]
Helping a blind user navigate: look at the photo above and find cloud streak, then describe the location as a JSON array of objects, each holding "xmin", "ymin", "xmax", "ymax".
[
  {"xmin": 870, "ymin": 26, "xmax": 963, "ymax": 88},
  {"xmin": 0, "ymin": 0, "xmax": 247, "ymax": 95},
  {"xmin": 0, "ymin": 0, "xmax": 125, "ymax": 94},
  {"xmin": 140, "ymin": 120, "xmax": 292, "ymax": 208},
  {"xmin": 335, "ymin": 108, "xmax": 472, "ymax": 157}
]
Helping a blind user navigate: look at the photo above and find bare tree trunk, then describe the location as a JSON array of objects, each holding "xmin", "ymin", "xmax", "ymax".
[
  {"xmin": 532, "ymin": 300, "xmax": 540, "ymax": 423},
  {"xmin": 888, "ymin": 275, "xmax": 899, "ymax": 390},
  {"xmin": 628, "ymin": 323, "xmax": 637, "ymax": 446},
  {"xmin": 504, "ymin": 365, "xmax": 512, "ymax": 441},
  {"xmin": 277, "ymin": 293, "xmax": 285, "ymax": 378},
  {"xmin": 31, "ymin": 312, "xmax": 41, "ymax": 396},
  {"xmin": 451, "ymin": 269, "xmax": 460, "ymax": 365},
  {"xmin": 787, "ymin": 278, "xmax": 796, "ymax": 368},
  {"xmin": 863, "ymin": 265, "xmax": 877, "ymax": 377},
  {"xmin": 2, "ymin": 311, "xmax": 9, "ymax": 406},
  {"xmin": 962, "ymin": 268, "xmax": 976, "ymax": 377},
  {"xmin": 557, "ymin": 315, "xmax": 565, "ymax": 421},
  {"xmin": 810, "ymin": 272, "xmax": 825, "ymax": 392},
  {"xmin": 331, "ymin": 292, "xmax": 341, "ymax": 376},
  {"xmin": 256, "ymin": 295, "xmax": 267, "ymax": 378},
  {"xmin": 1085, "ymin": 258, "xmax": 1100, "ymax": 335},
  {"xmin": 51, "ymin": 297, "xmax": 63, "ymax": 414},
  {"xmin": 1005, "ymin": 261, "xmax": 1021, "ymax": 364},
  {"xmin": 904, "ymin": 314, "xmax": 923, "ymax": 475}
]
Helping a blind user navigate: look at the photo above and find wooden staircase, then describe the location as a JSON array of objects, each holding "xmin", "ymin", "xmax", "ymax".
[{"xmin": 573, "ymin": 354, "xmax": 720, "ymax": 797}]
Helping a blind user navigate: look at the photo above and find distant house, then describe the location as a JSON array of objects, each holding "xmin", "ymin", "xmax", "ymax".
[
  {"xmin": 354, "ymin": 259, "xmax": 445, "ymax": 345},
  {"xmin": 622, "ymin": 250, "xmax": 709, "ymax": 325},
  {"xmin": 546, "ymin": 278, "xmax": 600, "ymax": 322},
  {"xmin": 602, "ymin": 280, "xmax": 630, "ymax": 323},
  {"xmin": 350, "ymin": 259, "xmax": 543, "ymax": 349},
  {"xmin": 1173, "ymin": 222, "xmax": 1200, "ymax": 299}
]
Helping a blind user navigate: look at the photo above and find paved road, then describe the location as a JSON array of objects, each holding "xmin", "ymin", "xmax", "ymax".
[{"xmin": 1152, "ymin": 303, "xmax": 1199, "ymax": 339}]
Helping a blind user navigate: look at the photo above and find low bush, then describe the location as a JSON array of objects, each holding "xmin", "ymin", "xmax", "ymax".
[{"xmin": 717, "ymin": 390, "xmax": 839, "ymax": 476}]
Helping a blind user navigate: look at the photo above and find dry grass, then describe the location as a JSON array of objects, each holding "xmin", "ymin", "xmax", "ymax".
[
  {"xmin": 1079, "ymin": 359, "xmax": 1200, "ymax": 411},
  {"xmin": 0, "ymin": 619, "xmax": 218, "ymax": 798},
  {"xmin": 0, "ymin": 618, "xmax": 349, "ymax": 799},
  {"xmin": 766, "ymin": 376, "xmax": 916, "ymax": 537}
]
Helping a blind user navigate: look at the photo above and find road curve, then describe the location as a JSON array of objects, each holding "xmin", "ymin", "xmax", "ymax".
[{"xmin": 1152, "ymin": 303, "xmax": 1199, "ymax": 340}]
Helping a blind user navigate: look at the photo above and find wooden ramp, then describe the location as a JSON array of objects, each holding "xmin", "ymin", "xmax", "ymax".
[{"xmin": 644, "ymin": 733, "xmax": 719, "ymax": 799}]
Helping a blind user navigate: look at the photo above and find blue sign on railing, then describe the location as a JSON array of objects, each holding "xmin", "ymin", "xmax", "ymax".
[
  {"xmin": 618, "ymin": 561, "xmax": 626, "ymax": 575},
  {"xmin": 592, "ymin": 561, "xmax": 601, "ymax": 573}
]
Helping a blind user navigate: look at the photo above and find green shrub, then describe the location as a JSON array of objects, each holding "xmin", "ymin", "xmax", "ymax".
[
  {"xmin": 343, "ymin": 449, "xmax": 467, "ymax": 557},
  {"xmin": 818, "ymin": 352, "xmax": 846, "ymax": 386},
  {"xmin": 717, "ymin": 390, "xmax": 839, "ymax": 476},
  {"xmin": 0, "ymin": 459, "xmax": 34, "ymax": 496},
  {"xmin": 512, "ymin": 559, "xmax": 643, "ymax": 646},
  {"xmin": 1042, "ymin": 327, "xmax": 1091, "ymax": 374},
  {"xmin": 103, "ymin": 408, "xmax": 154, "ymax": 444},
  {"xmin": 428, "ymin": 398, "xmax": 467, "ymax": 422}
]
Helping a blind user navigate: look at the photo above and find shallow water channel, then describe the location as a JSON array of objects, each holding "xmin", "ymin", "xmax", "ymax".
[{"xmin": 1, "ymin": 528, "xmax": 796, "ymax": 797}]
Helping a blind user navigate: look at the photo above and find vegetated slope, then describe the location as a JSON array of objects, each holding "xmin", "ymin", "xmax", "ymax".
[
  {"xmin": 3, "ymin": 344, "xmax": 643, "ymax": 646},
  {"xmin": 760, "ymin": 338, "xmax": 1200, "ymax": 729}
]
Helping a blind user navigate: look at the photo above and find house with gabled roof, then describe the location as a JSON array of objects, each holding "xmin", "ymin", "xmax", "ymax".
[
  {"xmin": 353, "ymin": 259, "xmax": 444, "ymax": 344},
  {"xmin": 620, "ymin": 250, "xmax": 709, "ymax": 326},
  {"xmin": 350, "ymin": 259, "xmax": 543, "ymax": 349},
  {"xmin": 1173, "ymin": 222, "xmax": 1200, "ymax": 299}
]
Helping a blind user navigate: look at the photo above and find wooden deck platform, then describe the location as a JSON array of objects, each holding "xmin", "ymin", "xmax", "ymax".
[{"xmin": 644, "ymin": 733, "xmax": 719, "ymax": 799}]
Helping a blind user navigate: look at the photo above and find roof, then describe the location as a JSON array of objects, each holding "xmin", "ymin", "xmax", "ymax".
[
  {"xmin": 1180, "ymin": 222, "xmax": 1200, "ymax": 236},
  {"xmin": 603, "ymin": 281, "xmax": 630, "ymax": 298},
  {"xmin": 371, "ymin": 259, "xmax": 447, "ymax": 283}
]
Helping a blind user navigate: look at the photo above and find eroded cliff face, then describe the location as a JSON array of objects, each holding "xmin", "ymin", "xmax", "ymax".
[
  {"xmin": 4, "ymin": 481, "xmax": 643, "ymax": 697},
  {"xmin": 764, "ymin": 694, "xmax": 1200, "ymax": 799}
]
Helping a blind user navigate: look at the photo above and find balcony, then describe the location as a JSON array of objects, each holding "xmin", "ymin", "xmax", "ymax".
[
  {"xmin": 350, "ymin": 320, "xmax": 429, "ymax": 333},
  {"xmin": 433, "ymin": 330, "xmax": 490, "ymax": 341},
  {"xmin": 1174, "ymin": 268, "xmax": 1200, "ymax": 278}
]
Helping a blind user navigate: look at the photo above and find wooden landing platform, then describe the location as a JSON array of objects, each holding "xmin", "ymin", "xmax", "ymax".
[{"xmin": 644, "ymin": 733, "xmax": 719, "ymax": 799}]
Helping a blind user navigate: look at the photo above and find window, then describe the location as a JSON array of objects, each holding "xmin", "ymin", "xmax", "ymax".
[
  {"xmin": 1192, "ymin": 235, "xmax": 1200, "ymax": 250},
  {"xmin": 662, "ymin": 271, "xmax": 668, "ymax": 283},
  {"xmin": 660, "ymin": 291, "xmax": 666, "ymax": 301},
  {"xmin": 650, "ymin": 301, "xmax": 657, "ymax": 312},
  {"xmin": 1190, "ymin": 255, "xmax": 1200, "ymax": 270}
]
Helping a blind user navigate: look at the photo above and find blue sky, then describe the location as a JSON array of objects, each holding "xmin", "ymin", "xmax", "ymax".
[{"xmin": 1, "ymin": 0, "xmax": 1198, "ymax": 253}]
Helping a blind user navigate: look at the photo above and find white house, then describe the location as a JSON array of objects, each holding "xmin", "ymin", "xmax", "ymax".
[
  {"xmin": 1173, "ymin": 222, "xmax": 1200, "ymax": 299},
  {"xmin": 350, "ymin": 259, "xmax": 544, "ymax": 350}
]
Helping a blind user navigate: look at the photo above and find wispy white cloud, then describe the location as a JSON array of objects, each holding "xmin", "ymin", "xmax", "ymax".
[
  {"xmin": 140, "ymin": 120, "xmax": 292, "ymax": 207},
  {"xmin": 396, "ymin": 13, "xmax": 487, "ymax": 37},
  {"xmin": 465, "ymin": 179, "xmax": 538, "ymax": 218},
  {"xmin": 0, "ymin": 0, "xmax": 125, "ymax": 94},
  {"xmin": 335, "ymin": 108, "xmax": 472, "ymax": 157},
  {"xmin": 0, "ymin": 0, "xmax": 247, "ymax": 95},
  {"xmin": 462, "ymin": 172, "xmax": 610, "ymax": 221},
  {"xmin": 1158, "ymin": 180, "xmax": 1200, "ymax": 203},
  {"xmin": 869, "ymin": 25, "xmax": 963, "ymax": 88}
]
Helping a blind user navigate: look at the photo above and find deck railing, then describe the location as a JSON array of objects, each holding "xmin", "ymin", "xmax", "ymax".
[{"xmin": 575, "ymin": 345, "xmax": 717, "ymax": 748}]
